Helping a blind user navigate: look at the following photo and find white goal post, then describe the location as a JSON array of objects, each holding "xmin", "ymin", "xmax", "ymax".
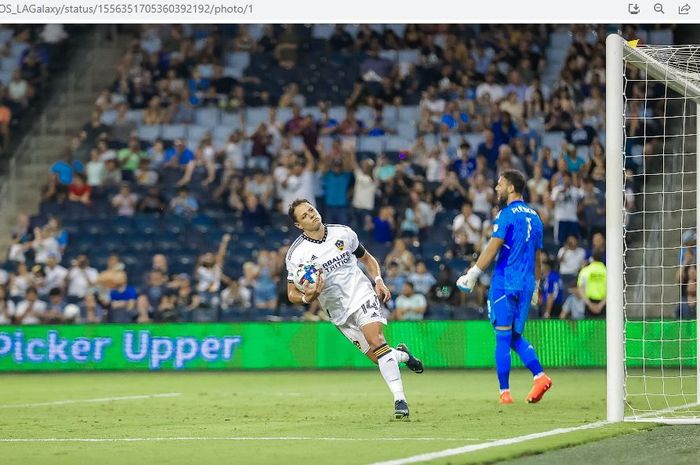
[{"xmin": 606, "ymin": 34, "xmax": 700, "ymax": 424}]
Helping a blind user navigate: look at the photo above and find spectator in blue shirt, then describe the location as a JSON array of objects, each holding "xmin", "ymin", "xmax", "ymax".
[
  {"xmin": 370, "ymin": 206, "xmax": 395, "ymax": 243},
  {"xmin": 477, "ymin": 129, "xmax": 499, "ymax": 166},
  {"xmin": 491, "ymin": 111, "xmax": 518, "ymax": 149},
  {"xmin": 540, "ymin": 258, "xmax": 564, "ymax": 319},
  {"xmin": 107, "ymin": 272, "xmax": 138, "ymax": 323},
  {"xmin": 164, "ymin": 139, "xmax": 195, "ymax": 167},
  {"xmin": 50, "ymin": 149, "xmax": 84, "ymax": 185},
  {"xmin": 452, "ymin": 143, "xmax": 474, "ymax": 182},
  {"xmin": 322, "ymin": 159, "xmax": 354, "ymax": 225}
]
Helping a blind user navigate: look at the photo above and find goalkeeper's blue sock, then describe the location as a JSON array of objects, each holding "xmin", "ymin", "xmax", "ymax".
[
  {"xmin": 495, "ymin": 329, "xmax": 512, "ymax": 390},
  {"xmin": 511, "ymin": 333, "xmax": 544, "ymax": 377}
]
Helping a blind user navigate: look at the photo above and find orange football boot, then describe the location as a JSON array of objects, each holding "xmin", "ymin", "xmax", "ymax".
[
  {"xmin": 526, "ymin": 374, "xmax": 553, "ymax": 403},
  {"xmin": 499, "ymin": 391, "xmax": 513, "ymax": 404}
]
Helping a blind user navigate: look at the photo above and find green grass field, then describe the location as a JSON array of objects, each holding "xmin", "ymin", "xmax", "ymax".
[{"xmin": 0, "ymin": 369, "xmax": 696, "ymax": 465}]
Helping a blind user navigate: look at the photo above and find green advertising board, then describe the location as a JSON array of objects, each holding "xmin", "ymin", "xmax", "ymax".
[{"xmin": 0, "ymin": 320, "xmax": 695, "ymax": 371}]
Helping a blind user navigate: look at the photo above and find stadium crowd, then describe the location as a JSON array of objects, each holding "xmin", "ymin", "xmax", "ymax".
[
  {"xmin": 0, "ymin": 25, "xmax": 70, "ymax": 153},
  {"xmin": 1, "ymin": 24, "xmax": 669, "ymax": 324}
]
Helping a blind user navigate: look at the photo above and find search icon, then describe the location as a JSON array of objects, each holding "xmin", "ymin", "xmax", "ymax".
[{"xmin": 654, "ymin": 2, "xmax": 665, "ymax": 13}]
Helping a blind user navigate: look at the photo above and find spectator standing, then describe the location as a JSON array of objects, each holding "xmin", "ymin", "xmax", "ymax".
[
  {"xmin": 550, "ymin": 171, "xmax": 583, "ymax": 244},
  {"xmin": 321, "ymin": 158, "xmax": 354, "ymax": 225},
  {"xmin": 557, "ymin": 235, "xmax": 587, "ymax": 288},
  {"xmin": 577, "ymin": 250, "xmax": 607, "ymax": 319},
  {"xmin": 66, "ymin": 255, "xmax": 98, "ymax": 303}
]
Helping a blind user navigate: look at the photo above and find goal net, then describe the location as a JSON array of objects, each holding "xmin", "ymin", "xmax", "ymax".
[{"xmin": 607, "ymin": 35, "xmax": 700, "ymax": 424}]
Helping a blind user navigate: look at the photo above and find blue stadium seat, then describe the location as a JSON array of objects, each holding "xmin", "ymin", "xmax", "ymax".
[
  {"xmin": 138, "ymin": 125, "xmax": 161, "ymax": 142},
  {"xmin": 245, "ymin": 107, "xmax": 268, "ymax": 127},
  {"xmin": 542, "ymin": 131, "xmax": 566, "ymax": 151},
  {"xmin": 187, "ymin": 125, "xmax": 211, "ymax": 145},
  {"xmin": 329, "ymin": 106, "xmax": 346, "ymax": 122},
  {"xmin": 127, "ymin": 110, "xmax": 143, "ymax": 124},
  {"xmin": 385, "ymin": 136, "xmax": 412, "ymax": 152},
  {"xmin": 302, "ymin": 106, "xmax": 322, "ymax": 120},
  {"xmin": 395, "ymin": 121, "xmax": 416, "ymax": 139},
  {"xmin": 358, "ymin": 136, "xmax": 385, "ymax": 154},
  {"xmin": 398, "ymin": 106, "xmax": 420, "ymax": 122},
  {"xmin": 161, "ymin": 124, "xmax": 187, "ymax": 141},
  {"xmin": 220, "ymin": 112, "xmax": 243, "ymax": 129},
  {"xmin": 195, "ymin": 107, "xmax": 220, "ymax": 127},
  {"xmin": 276, "ymin": 107, "xmax": 293, "ymax": 123}
]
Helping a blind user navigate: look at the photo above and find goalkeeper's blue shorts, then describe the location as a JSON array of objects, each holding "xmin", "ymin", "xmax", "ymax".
[{"xmin": 487, "ymin": 287, "xmax": 533, "ymax": 335}]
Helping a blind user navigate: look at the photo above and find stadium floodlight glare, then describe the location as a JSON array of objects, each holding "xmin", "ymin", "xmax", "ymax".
[{"xmin": 606, "ymin": 34, "xmax": 700, "ymax": 424}]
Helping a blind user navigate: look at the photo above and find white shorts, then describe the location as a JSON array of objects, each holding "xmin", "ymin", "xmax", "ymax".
[{"xmin": 336, "ymin": 294, "xmax": 387, "ymax": 354}]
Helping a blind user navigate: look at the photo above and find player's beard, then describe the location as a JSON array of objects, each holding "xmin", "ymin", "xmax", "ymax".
[{"xmin": 497, "ymin": 190, "xmax": 507, "ymax": 209}]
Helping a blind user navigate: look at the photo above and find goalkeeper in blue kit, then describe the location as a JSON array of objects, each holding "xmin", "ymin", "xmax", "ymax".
[{"xmin": 457, "ymin": 170, "xmax": 552, "ymax": 404}]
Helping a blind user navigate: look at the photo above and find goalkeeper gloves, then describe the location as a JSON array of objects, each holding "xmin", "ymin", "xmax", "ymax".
[
  {"xmin": 456, "ymin": 266, "xmax": 482, "ymax": 293},
  {"xmin": 531, "ymin": 280, "xmax": 541, "ymax": 307}
]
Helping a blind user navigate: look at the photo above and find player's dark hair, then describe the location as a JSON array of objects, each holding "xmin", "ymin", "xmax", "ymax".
[
  {"xmin": 288, "ymin": 198, "xmax": 311, "ymax": 223},
  {"xmin": 592, "ymin": 250, "xmax": 604, "ymax": 263},
  {"xmin": 500, "ymin": 169, "xmax": 526, "ymax": 194}
]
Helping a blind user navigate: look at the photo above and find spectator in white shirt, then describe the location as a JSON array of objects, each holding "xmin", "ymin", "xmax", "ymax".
[
  {"xmin": 67, "ymin": 255, "xmax": 98, "ymax": 301},
  {"xmin": 452, "ymin": 201, "xmax": 483, "ymax": 256},
  {"xmin": 14, "ymin": 287, "xmax": 47, "ymax": 325},
  {"xmin": 549, "ymin": 171, "xmax": 583, "ymax": 245},
  {"xmin": 195, "ymin": 234, "xmax": 231, "ymax": 308},
  {"xmin": 41, "ymin": 254, "xmax": 68, "ymax": 297},
  {"xmin": 557, "ymin": 235, "xmax": 587, "ymax": 287},
  {"xmin": 32, "ymin": 227, "xmax": 61, "ymax": 264},
  {"xmin": 8, "ymin": 262, "xmax": 33, "ymax": 301}
]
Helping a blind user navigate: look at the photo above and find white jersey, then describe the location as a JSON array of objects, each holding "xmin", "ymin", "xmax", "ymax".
[{"xmin": 286, "ymin": 224, "xmax": 377, "ymax": 325}]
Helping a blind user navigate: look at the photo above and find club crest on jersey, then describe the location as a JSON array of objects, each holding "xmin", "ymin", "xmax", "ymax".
[{"xmin": 335, "ymin": 240, "xmax": 345, "ymax": 251}]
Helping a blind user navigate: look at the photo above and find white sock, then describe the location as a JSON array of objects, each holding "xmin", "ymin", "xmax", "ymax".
[
  {"xmin": 374, "ymin": 345, "xmax": 406, "ymax": 402},
  {"xmin": 394, "ymin": 348, "xmax": 409, "ymax": 364}
]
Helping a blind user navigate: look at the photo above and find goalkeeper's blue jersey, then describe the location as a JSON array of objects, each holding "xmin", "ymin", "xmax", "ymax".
[{"xmin": 491, "ymin": 199, "xmax": 543, "ymax": 291}]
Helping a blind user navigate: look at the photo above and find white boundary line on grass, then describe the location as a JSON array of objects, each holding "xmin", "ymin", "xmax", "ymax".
[
  {"xmin": 624, "ymin": 401, "xmax": 700, "ymax": 424},
  {"xmin": 0, "ymin": 393, "xmax": 181, "ymax": 408},
  {"xmin": 0, "ymin": 437, "xmax": 491, "ymax": 443},
  {"xmin": 365, "ymin": 421, "xmax": 609, "ymax": 465}
]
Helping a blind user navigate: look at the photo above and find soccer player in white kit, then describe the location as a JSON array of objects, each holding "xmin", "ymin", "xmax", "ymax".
[{"xmin": 286, "ymin": 199, "xmax": 424, "ymax": 419}]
